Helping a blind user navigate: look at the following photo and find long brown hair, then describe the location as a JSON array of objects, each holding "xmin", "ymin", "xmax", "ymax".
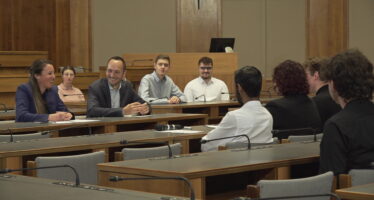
[{"xmin": 29, "ymin": 59, "xmax": 54, "ymax": 114}]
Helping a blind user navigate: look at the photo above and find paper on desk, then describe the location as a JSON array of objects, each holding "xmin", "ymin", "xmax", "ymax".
[
  {"xmin": 54, "ymin": 119, "xmax": 100, "ymax": 124},
  {"xmin": 206, "ymin": 125, "xmax": 218, "ymax": 129},
  {"xmin": 160, "ymin": 130, "xmax": 203, "ymax": 134}
]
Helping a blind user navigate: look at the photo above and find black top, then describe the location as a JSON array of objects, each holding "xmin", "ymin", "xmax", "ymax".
[
  {"xmin": 312, "ymin": 85, "xmax": 341, "ymax": 129},
  {"xmin": 87, "ymin": 78, "xmax": 147, "ymax": 117},
  {"xmin": 319, "ymin": 99, "xmax": 374, "ymax": 175},
  {"xmin": 265, "ymin": 94, "xmax": 322, "ymax": 136}
]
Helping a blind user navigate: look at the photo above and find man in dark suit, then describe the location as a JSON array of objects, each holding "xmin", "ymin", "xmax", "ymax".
[
  {"xmin": 319, "ymin": 49, "xmax": 374, "ymax": 175},
  {"xmin": 87, "ymin": 56, "xmax": 150, "ymax": 117},
  {"xmin": 304, "ymin": 58, "xmax": 341, "ymax": 129}
]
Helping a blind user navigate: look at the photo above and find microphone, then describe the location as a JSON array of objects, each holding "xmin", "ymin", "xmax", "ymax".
[
  {"xmin": 231, "ymin": 193, "xmax": 341, "ymax": 200},
  {"xmin": 155, "ymin": 124, "xmax": 184, "ymax": 131},
  {"xmin": 8, "ymin": 128, "xmax": 13, "ymax": 142},
  {"xmin": 63, "ymin": 94, "xmax": 83, "ymax": 97},
  {"xmin": 0, "ymin": 103, "xmax": 8, "ymax": 112},
  {"xmin": 109, "ymin": 175, "xmax": 195, "ymax": 200},
  {"xmin": 0, "ymin": 164, "xmax": 80, "ymax": 186},
  {"xmin": 194, "ymin": 94, "xmax": 206, "ymax": 102},
  {"xmin": 221, "ymin": 92, "xmax": 234, "ymax": 95},
  {"xmin": 149, "ymin": 97, "xmax": 168, "ymax": 103},
  {"xmin": 200, "ymin": 134, "xmax": 251, "ymax": 150},
  {"xmin": 119, "ymin": 140, "xmax": 173, "ymax": 158},
  {"xmin": 271, "ymin": 127, "xmax": 317, "ymax": 140}
]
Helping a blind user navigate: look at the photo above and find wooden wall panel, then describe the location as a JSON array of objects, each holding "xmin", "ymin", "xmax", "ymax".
[
  {"xmin": 70, "ymin": 0, "xmax": 91, "ymax": 68},
  {"xmin": 306, "ymin": 0, "xmax": 348, "ymax": 58},
  {"xmin": 177, "ymin": 0, "xmax": 221, "ymax": 52},
  {"xmin": 123, "ymin": 53, "xmax": 238, "ymax": 93},
  {"xmin": 55, "ymin": 0, "xmax": 71, "ymax": 66},
  {"xmin": 12, "ymin": 0, "xmax": 55, "ymax": 51},
  {"xmin": 0, "ymin": 0, "xmax": 91, "ymax": 70},
  {"xmin": 0, "ymin": 0, "xmax": 13, "ymax": 50}
]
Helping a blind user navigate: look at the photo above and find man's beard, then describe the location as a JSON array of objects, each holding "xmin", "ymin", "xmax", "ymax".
[{"xmin": 236, "ymin": 87, "xmax": 243, "ymax": 106}]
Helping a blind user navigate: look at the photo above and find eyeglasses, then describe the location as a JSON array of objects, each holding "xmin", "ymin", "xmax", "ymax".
[{"xmin": 200, "ymin": 66, "xmax": 212, "ymax": 70}]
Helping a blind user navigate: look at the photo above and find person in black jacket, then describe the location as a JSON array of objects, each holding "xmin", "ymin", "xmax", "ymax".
[
  {"xmin": 87, "ymin": 56, "xmax": 150, "ymax": 117},
  {"xmin": 304, "ymin": 58, "xmax": 341, "ymax": 129},
  {"xmin": 319, "ymin": 49, "xmax": 374, "ymax": 175},
  {"xmin": 265, "ymin": 60, "xmax": 322, "ymax": 138}
]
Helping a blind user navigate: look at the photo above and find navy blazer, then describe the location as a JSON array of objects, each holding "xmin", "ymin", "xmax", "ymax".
[
  {"xmin": 87, "ymin": 78, "xmax": 148, "ymax": 117},
  {"xmin": 16, "ymin": 83, "xmax": 69, "ymax": 122},
  {"xmin": 265, "ymin": 94, "xmax": 322, "ymax": 134}
]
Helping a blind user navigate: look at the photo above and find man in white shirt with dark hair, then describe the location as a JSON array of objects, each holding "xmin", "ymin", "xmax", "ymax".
[
  {"xmin": 201, "ymin": 66, "xmax": 273, "ymax": 152},
  {"xmin": 184, "ymin": 57, "xmax": 230, "ymax": 102}
]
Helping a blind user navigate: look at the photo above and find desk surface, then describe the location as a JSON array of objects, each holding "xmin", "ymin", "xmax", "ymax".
[
  {"xmin": 0, "ymin": 108, "xmax": 86, "ymax": 121},
  {"xmin": 0, "ymin": 174, "xmax": 184, "ymax": 200},
  {"xmin": 0, "ymin": 125, "xmax": 211, "ymax": 159},
  {"xmin": 0, "ymin": 113, "xmax": 208, "ymax": 134},
  {"xmin": 336, "ymin": 183, "xmax": 374, "ymax": 200},
  {"xmin": 98, "ymin": 142, "xmax": 319, "ymax": 178},
  {"xmin": 151, "ymin": 100, "xmax": 240, "ymax": 108},
  {"xmin": 98, "ymin": 142, "xmax": 319, "ymax": 199}
]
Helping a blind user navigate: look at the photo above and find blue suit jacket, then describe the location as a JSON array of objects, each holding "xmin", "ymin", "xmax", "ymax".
[{"xmin": 15, "ymin": 83, "xmax": 69, "ymax": 122}]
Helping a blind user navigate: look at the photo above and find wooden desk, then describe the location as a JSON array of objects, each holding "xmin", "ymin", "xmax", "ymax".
[
  {"xmin": 98, "ymin": 142, "xmax": 320, "ymax": 200},
  {"xmin": 0, "ymin": 110, "xmax": 16, "ymax": 121},
  {"xmin": 151, "ymin": 101, "xmax": 240, "ymax": 124},
  {"xmin": 0, "ymin": 125, "xmax": 211, "ymax": 170},
  {"xmin": 0, "ymin": 108, "xmax": 86, "ymax": 121},
  {"xmin": 336, "ymin": 183, "xmax": 374, "ymax": 200},
  {"xmin": 0, "ymin": 72, "xmax": 100, "ymax": 109},
  {"xmin": 0, "ymin": 113, "xmax": 208, "ymax": 136},
  {"xmin": 0, "ymin": 174, "xmax": 182, "ymax": 200}
]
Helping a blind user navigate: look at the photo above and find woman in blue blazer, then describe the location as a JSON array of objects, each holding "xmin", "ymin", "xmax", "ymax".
[{"xmin": 16, "ymin": 59, "xmax": 73, "ymax": 122}]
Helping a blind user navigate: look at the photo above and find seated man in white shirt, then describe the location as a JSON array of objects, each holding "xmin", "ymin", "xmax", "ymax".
[
  {"xmin": 201, "ymin": 66, "xmax": 273, "ymax": 152},
  {"xmin": 184, "ymin": 57, "xmax": 230, "ymax": 102}
]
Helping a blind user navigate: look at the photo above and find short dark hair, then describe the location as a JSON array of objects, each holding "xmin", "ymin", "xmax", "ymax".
[
  {"xmin": 198, "ymin": 57, "xmax": 213, "ymax": 66},
  {"xmin": 325, "ymin": 49, "xmax": 374, "ymax": 100},
  {"xmin": 154, "ymin": 54, "xmax": 170, "ymax": 64},
  {"xmin": 61, "ymin": 66, "xmax": 76, "ymax": 75},
  {"xmin": 235, "ymin": 66, "xmax": 262, "ymax": 98},
  {"xmin": 303, "ymin": 57, "xmax": 329, "ymax": 82},
  {"xmin": 273, "ymin": 60, "xmax": 309, "ymax": 96},
  {"xmin": 107, "ymin": 56, "xmax": 126, "ymax": 71}
]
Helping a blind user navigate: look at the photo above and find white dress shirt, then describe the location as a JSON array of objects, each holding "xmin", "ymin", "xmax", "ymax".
[
  {"xmin": 184, "ymin": 77, "xmax": 230, "ymax": 102},
  {"xmin": 108, "ymin": 82, "xmax": 121, "ymax": 108},
  {"xmin": 201, "ymin": 100, "xmax": 273, "ymax": 152}
]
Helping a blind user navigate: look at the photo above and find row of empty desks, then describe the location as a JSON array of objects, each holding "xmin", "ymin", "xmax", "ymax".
[
  {"xmin": 0, "ymin": 174, "xmax": 182, "ymax": 200},
  {"xmin": 336, "ymin": 183, "xmax": 374, "ymax": 200},
  {"xmin": 98, "ymin": 141, "xmax": 320, "ymax": 200},
  {"xmin": 0, "ymin": 113, "xmax": 208, "ymax": 136},
  {"xmin": 0, "ymin": 125, "xmax": 212, "ymax": 169}
]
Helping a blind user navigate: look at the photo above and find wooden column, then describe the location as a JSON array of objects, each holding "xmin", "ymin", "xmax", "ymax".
[
  {"xmin": 306, "ymin": 0, "xmax": 348, "ymax": 58},
  {"xmin": 177, "ymin": 0, "xmax": 221, "ymax": 52}
]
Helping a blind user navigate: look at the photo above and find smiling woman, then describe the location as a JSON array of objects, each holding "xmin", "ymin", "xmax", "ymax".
[{"xmin": 15, "ymin": 59, "xmax": 74, "ymax": 122}]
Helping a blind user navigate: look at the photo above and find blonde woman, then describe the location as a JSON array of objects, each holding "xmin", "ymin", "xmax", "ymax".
[{"xmin": 57, "ymin": 66, "xmax": 85, "ymax": 103}]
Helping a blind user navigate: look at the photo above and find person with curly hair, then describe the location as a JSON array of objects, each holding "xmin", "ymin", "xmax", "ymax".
[
  {"xmin": 265, "ymin": 60, "xmax": 321, "ymax": 138},
  {"xmin": 319, "ymin": 49, "xmax": 374, "ymax": 175},
  {"xmin": 304, "ymin": 58, "xmax": 341, "ymax": 128}
]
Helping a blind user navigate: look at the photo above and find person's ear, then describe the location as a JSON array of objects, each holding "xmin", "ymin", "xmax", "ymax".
[{"xmin": 313, "ymin": 71, "xmax": 320, "ymax": 80}]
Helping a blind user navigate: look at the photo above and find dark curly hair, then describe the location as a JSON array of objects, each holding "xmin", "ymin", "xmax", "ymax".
[
  {"xmin": 273, "ymin": 60, "xmax": 309, "ymax": 96},
  {"xmin": 324, "ymin": 49, "xmax": 374, "ymax": 100}
]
